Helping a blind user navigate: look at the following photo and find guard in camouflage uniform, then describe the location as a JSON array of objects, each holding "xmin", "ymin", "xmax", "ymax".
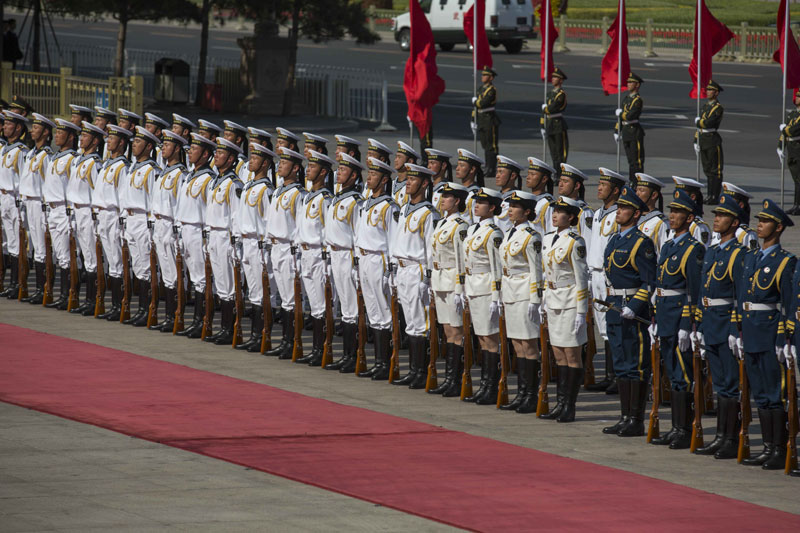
[
  {"xmin": 541, "ymin": 67, "xmax": 568, "ymax": 178},
  {"xmin": 616, "ymin": 72, "xmax": 645, "ymax": 185},
  {"xmin": 695, "ymin": 80, "xmax": 725, "ymax": 205},
  {"xmin": 472, "ymin": 66, "xmax": 499, "ymax": 178}
]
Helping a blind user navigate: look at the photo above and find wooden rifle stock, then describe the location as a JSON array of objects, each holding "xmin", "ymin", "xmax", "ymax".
[
  {"xmin": 173, "ymin": 229, "xmax": 185, "ymax": 334},
  {"xmin": 786, "ymin": 352, "xmax": 798, "ymax": 474},
  {"xmin": 43, "ymin": 208, "xmax": 54, "ymax": 306},
  {"xmin": 354, "ymin": 257, "xmax": 367, "ymax": 375},
  {"xmin": 200, "ymin": 234, "xmax": 213, "ymax": 340},
  {"xmin": 647, "ymin": 333, "xmax": 661, "ymax": 443},
  {"xmin": 94, "ymin": 218, "xmax": 106, "ymax": 317},
  {"xmin": 388, "ymin": 265, "xmax": 401, "ymax": 382},
  {"xmin": 231, "ymin": 240, "xmax": 244, "ymax": 347},
  {"xmin": 291, "ymin": 247, "xmax": 303, "ymax": 362},
  {"xmin": 120, "ymin": 237, "xmax": 131, "ymax": 322},
  {"xmin": 18, "ymin": 205, "xmax": 29, "ymax": 300},
  {"xmin": 426, "ymin": 292, "xmax": 439, "ymax": 392},
  {"xmin": 146, "ymin": 225, "xmax": 159, "ymax": 329},
  {"xmin": 320, "ymin": 251, "xmax": 334, "ymax": 368},
  {"xmin": 737, "ymin": 356, "xmax": 751, "ymax": 462},
  {"xmin": 584, "ymin": 302, "xmax": 597, "ymax": 386},
  {"xmin": 67, "ymin": 212, "xmax": 79, "ymax": 312},
  {"xmin": 690, "ymin": 335, "xmax": 705, "ymax": 452},
  {"xmin": 497, "ymin": 307, "xmax": 510, "ymax": 408},
  {"xmin": 460, "ymin": 296, "xmax": 474, "ymax": 400},
  {"xmin": 0, "ymin": 216, "xmax": 4, "ymax": 291},
  {"xmin": 260, "ymin": 242, "xmax": 272, "ymax": 354},
  {"xmin": 536, "ymin": 314, "xmax": 551, "ymax": 417}
]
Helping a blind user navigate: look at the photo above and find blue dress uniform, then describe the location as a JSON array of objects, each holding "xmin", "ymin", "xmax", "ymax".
[
  {"xmin": 740, "ymin": 199, "xmax": 795, "ymax": 470},
  {"xmin": 603, "ymin": 186, "xmax": 657, "ymax": 437},
  {"xmin": 650, "ymin": 190, "xmax": 705, "ymax": 450}
]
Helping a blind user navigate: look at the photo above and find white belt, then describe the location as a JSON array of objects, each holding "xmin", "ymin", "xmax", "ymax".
[
  {"xmin": 433, "ymin": 260, "xmax": 456, "ymax": 270},
  {"xmin": 622, "ymin": 120, "xmax": 639, "ymax": 125},
  {"xmin": 656, "ymin": 288, "xmax": 686, "ymax": 297},
  {"xmin": 465, "ymin": 266, "xmax": 490, "ymax": 275},
  {"xmin": 789, "ymin": 136, "xmax": 800, "ymax": 142},
  {"xmin": 698, "ymin": 128, "xmax": 717, "ymax": 134},
  {"xmin": 503, "ymin": 266, "xmax": 529, "ymax": 277},
  {"xmin": 608, "ymin": 287, "xmax": 638, "ymax": 297},
  {"xmin": 478, "ymin": 107, "xmax": 495, "ymax": 113},
  {"xmin": 396, "ymin": 258, "xmax": 421, "ymax": 268},
  {"xmin": 547, "ymin": 278, "xmax": 575, "ymax": 289},
  {"xmin": 702, "ymin": 297, "xmax": 733, "ymax": 307},
  {"xmin": 548, "ymin": 113, "xmax": 563, "ymax": 118},
  {"xmin": 743, "ymin": 302, "xmax": 780, "ymax": 311}
]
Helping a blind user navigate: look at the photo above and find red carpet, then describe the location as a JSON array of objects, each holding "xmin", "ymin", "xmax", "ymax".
[{"xmin": 1, "ymin": 323, "xmax": 798, "ymax": 530}]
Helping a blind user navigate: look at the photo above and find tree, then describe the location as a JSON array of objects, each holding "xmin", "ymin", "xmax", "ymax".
[{"xmin": 195, "ymin": 0, "xmax": 214, "ymax": 105}]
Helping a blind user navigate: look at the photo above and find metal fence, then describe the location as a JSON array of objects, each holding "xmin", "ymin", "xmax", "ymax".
[{"xmin": 294, "ymin": 63, "xmax": 385, "ymax": 122}]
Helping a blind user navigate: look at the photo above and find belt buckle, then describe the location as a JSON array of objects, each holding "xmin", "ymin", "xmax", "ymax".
[
  {"xmin": 702, "ymin": 296, "xmax": 710, "ymax": 307},
  {"xmin": 433, "ymin": 261, "xmax": 439, "ymax": 270},
  {"xmin": 548, "ymin": 281, "xmax": 555, "ymax": 289},
  {"xmin": 301, "ymin": 244, "xmax": 309, "ymax": 251},
  {"xmin": 503, "ymin": 267, "xmax": 509, "ymax": 276},
  {"xmin": 465, "ymin": 267, "xmax": 472, "ymax": 275},
  {"xmin": 743, "ymin": 302, "xmax": 751, "ymax": 311},
  {"xmin": 656, "ymin": 288, "xmax": 664, "ymax": 297}
]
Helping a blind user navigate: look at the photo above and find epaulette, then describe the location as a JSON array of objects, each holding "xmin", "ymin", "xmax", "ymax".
[
  {"xmin": 489, "ymin": 223, "xmax": 500, "ymax": 232},
  {"xmin": 568, "ymin": 231, "xmax": 581, "ymax": 240},
  {"xmin": 779, "ymin": 248, "xmax": 796, "ymax": 259},
  {"xmin": 455, "ymin": 217, "xmax": 465, "ymax": 224},
  {"xmin": 524, "ymin": 227, "xmax": 537, "ymax": 236}
]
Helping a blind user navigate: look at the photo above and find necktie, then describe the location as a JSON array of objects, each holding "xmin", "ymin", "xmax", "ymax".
[{"xmin": 509, "ymin": 227, "xmax": 517, "ymax": 239}]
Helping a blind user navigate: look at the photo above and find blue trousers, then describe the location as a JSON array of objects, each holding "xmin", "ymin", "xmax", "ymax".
[
  {"xmin": 744, "ymin": 350, "xmax": 785, "ymax": 410},
  {"xmin": 705, "ymin": 341, "xmax": 739, "ymax": 399},
  {"xmin": 658, "ymin": 335, "xmax": 692, "ymax": 392},
  {"xmin": 608, "ymin": 318, "xmax": 651, "ymax": 382}
]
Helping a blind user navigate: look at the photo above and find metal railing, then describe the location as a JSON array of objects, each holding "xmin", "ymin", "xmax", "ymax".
[{"xmin": 294, "ymin": 63, "xmax": 384, "ymax": 121}]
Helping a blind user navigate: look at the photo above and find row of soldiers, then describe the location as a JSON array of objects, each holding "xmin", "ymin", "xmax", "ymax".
[{"xmin": 0, "ymin": 102, "xmax": 798, "ymax": 477}]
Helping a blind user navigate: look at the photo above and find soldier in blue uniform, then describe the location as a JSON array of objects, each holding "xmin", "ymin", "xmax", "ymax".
[
  {"xmin": 602, "ymin": 186, "xmax": 657, "ymax": 437},
  {"xmin": 788, "ymin": 260, "xmax": 800, "ymax": 477},
  {"xmin": 692, "ymin": 194, "xmax": 746, "ymax": 459},
  {"xmin": 739, "ymin": 199, "xmax": 795, "ymax": 470},
  {"xmin": 649, "ymin": 190, "xmax": 705, "ymax": 450}
]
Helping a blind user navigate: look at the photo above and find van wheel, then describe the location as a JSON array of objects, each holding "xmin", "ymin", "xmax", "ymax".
[
  {"xmin": 439, "ymin": 43, "xmax": 455, "ymax": 52},
  {"xmin": 399, "ymin": 29, "xmax": 411, "ymax": 51},
  {"xmin": 504, "ymin": 40, "xmax": 523, "ymax": 54}
]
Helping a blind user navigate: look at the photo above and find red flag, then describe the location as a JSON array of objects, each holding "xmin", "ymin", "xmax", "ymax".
[
  {"xmin": 688, "ymin": 0, "xmax": 734, "ymax": 98},
  {"xmin": 539, "ymin": 0, "xmax": 558, "ymax": 81},
  {"xmin": 600, "ymin": 0, "xmax": 629, "ymax": 96},
  {"xmin": 463, "ymin": 0, "xmax": 492, "ymax": 69},
  {"xmin": 772, "ymin": 0, "xmax": 800, "ymax": 88},
  {"xmin": 403, "ymin": 0, "xmax": 446, "ymax": 138}
]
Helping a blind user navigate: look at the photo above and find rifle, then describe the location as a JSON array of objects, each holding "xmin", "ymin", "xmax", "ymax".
[
  {"xmin": 353, "ymin": 256, "xmax": 368, "ymax": 374},
  {"xmin": 497, "ymin": 302, "xmax": 510, "ymax": 408},
  {"xmin": 260, "ymin": 240, "xmax": 273, "ymax": 353},
  {"xmin": 94, "ymin": 212, "xmax": 106, "ymax": 317},
  {"xmin": 291, "ymin": 245, "xmax": 304, "ymax": 362},
  {"xmin": 146, "ymin": 220, "xmax": 159, "ymax": 329},
  {"xmin": 200, "ymin": 230, "xmax": 214, "ymax": 340},
  {"xmin": 173, "ymin": 226, "xmax": 185, "ymax": 334},
  {"xmin": 536, "ymin": 312, "xmax": 551, "ymax": 416},
  {"xmin": 66, "ymin": 208, "xmax": 79, "ymax": 312},
  {"xmin": 231, "ymin": 236, "xmax": 244, "ymax": 347},
  {"xmin": 786, "ymin": 345, "xmax": 798, "ymax": 474},
  {"xmin": 690, "ymin": 324, "xmax": 705, "ymax": 452},
  {"xmin": 320, "ymin": 250, "xmax": 335, "ymax": 368},
  {"xmin": 584, "ymin": 301, "xmax": 598, "ymax": 387},
  {"xmin": 594, "ymin": 299, "xmax": 652, "ymax": 325},
  {"xmin": 388, "ymin": 263, "xmax": 401, "ymax": 382},
  {"xmin": 0, "ymin": 216, "xmax": 4, "ymax": 292},
  {"xmin": 647, "ymin": 325, "xmax": 661, "ymax": 443},
  {"xmin": 120, "ymin": 217, "xmax": 131, "ymax": 323},
  {"xmin": 426, "ymin": 281, "xmax": 439, "ymax": 392},
  {"xmin": 17, "ymin": 200, "xmax": 29, "ymax": 300},
  {"xmin": 460, "ymin": 293, "xmax": 474, "ymax": 399},
  {"xmin": 42, "ymin": 203, "xmax": 54, "ymax": 305}
]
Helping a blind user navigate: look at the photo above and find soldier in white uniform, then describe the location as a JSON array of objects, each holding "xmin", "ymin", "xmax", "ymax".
[
  {"xmin": 18, "ymin": 113, "xmax": 54, "ymax": 303},
  {"xmin": 274, "ymin": 128, "xmax": 304, "ymax": 189},
  {"xmin": 324, "ymin": 153, "xmax": 367, "ymax": 373},
  {"xmin": 121, "ymin": 126, "xmax": 161, "ymax": 326},
  {"xmin": 586, "ymin": 167, "xmax": 625, "ymax": 392},
  {"xmin": 68, "ymin": 105, "xmax": 93, "ymax": 128},
  {"xmin": 171, "ymin": 114, "xmax": 196, "ymax": 144},
  {"xmin": 526, "ymin": 157, "xmax": 556, "ymax": 236},
  {"xmin": 233, "ymin": 142, "xmax": 277, "ymax": 352},
  {"xmin": 391, "ymin": 141, "xmax": 419, "ymax": 207},
  {"xmin": 428, "ymin": 182, "xmax": 470, "ymax": 396},
  {"xmin": 92, "ymin": 107, "xmax": 116, "ymax": 131},
  {"xmin": 425, "ymin": 148, "xmax": 452, "ymax": 214},
  {"xmin": 635, "ymin": 173, "xmax": 668, "ymax": 257},
  {"xmin": 671, "ymin": 176, "xmax": 710, "ymax": 246},
  {"xmin": 223, "ymin": 120, "xmax": 249, "ymax": 176},
  {"xmin": 43, "ymin": 120, "xmax": 80, "ymax": 310},
  {"xmin": 390, "ymin": 163, "xmax": 439, "ymax": 389},
  {"xmin": 175, "ymin": 134, "xmax": 217, "ymax": 338},
  {"xmin": 241, "ymin": 127, "xmax": 274, "ymax": 184},
  {"xmin": 302, "ymin": 132, "xmax": 329, "ymax": 191},
  {"xmin": 203, "ymin": 137, "xmax": 244, "ymax": 345},
  {"xmin": 540, "ymin": 196, "xmax": 590, "ymax": 423},
  {"xmin": 0, "ymin": 111, "xmax": 29, "ymax": 297},
  {"xmin": 710, "ymin": 182, "xmax": 758, "ymax": 249},
  {"xmin": 265, "ymin": 147, "xmax": 306, "ymax": 359},
  {"xmin": 454, "ymin": 148, "xmax": 485, "ymax": 224},
  {"xmin": 364, "ymin": 138, "xmax": 392, "ymax": 197},
  {"xmin": 332, "ymin": 135, "xmax": 362, "ymax": 192},
  {"xmin": 558, "ymin": 163, "xmax": 594, "ymax": 248},
  {"xmin": 462, "ymin": 187, "xmax": 504, "ymax": 405},
  {"xmin": 148, "ymin": 130, "xmax": 188, "ymax": 333},
  {"xmin": 68, "ymin": 122, "xmax": 103, "ymax": 315},
  {"xmin": 494, "ymin": 155, "xmax": 523, "ymax": 233},
  {"xmin": 117, "ymin": 109, "xmax": 141, "ymax": 132},
  {"xmin": 93, "ymin": 125, "xmax": 132, "ymax": 321},
  {"xmin": 144, "ymin": 113, "xmax": 170, "ymax": 167},
  {"xmin": 197, "ymin": 119, "xmax": 222, "ymax": 141}
]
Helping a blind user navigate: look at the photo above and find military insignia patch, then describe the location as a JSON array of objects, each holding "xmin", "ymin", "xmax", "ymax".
[
  {"xmin": 577, "ymin": 246, "xmax": 586, "ymax": 258},
  {"xmin": 764, "ymin": 200, "xmax": 769, "ymax": 209},
  {"xmin": 645, "ymin": 248, "xmax": 655, "ymax": 259},
  {"xmin": 749, "ymin": 240, "xmax": 758, "ymax": 250},
  {"xmin": 585, "ymin": 216, "xmax": 593, "ymax": 229},
  {"xmin": 534, "ymin": 241, "xmax": 542, "ymax": 253},
  {"xmin": 392, "ymin": 211, "xmax": 400, "ymax": 222},
  {"xmin": 674, "ymin": 191, "xmax": 680, "ymax": 198},
  {"xmin": 494, "ymin": 237, "xmax": 503, "ymax": 248},
  {"xmin": 701, "ymin": 231, "xmax": 709, "ymax": 243}
]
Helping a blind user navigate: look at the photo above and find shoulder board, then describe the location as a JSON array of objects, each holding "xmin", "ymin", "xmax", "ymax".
[
  {"xmin": 433, "ymin": 181, "xmax": 447, "ymax": 192},
  {"xmin": 525, "ymin": 227, "xmax": 537, "ymax": 236},
  {"xmin": 489, "ymin": 223, "xmax": 500, "ymax": 231},
  {"xmin": 568, "ymin": 231, "xmax": 581, "ymax": 240},
  {"xmin": 454, "ymin": 217, "xmax": 465, "ymax": 224}
]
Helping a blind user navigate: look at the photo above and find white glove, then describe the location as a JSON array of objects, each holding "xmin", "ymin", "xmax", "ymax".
[
  {"xmin": 727, "ymin": 334, "xmax": 737, "ymax": 353},
  {"xmin": 454, "ymin": 293, "xmax": 464, "ymax": 315},
  {"xmin": 613, "ymin": 133, "xmax": 620, "ymax": 143},
  {"xmin": 325, "ymin": 261, "xmax": 333, "ymax": 279},
  {"xmin": 735, "ymin": 337, "xmax": 744, "ymax": 360},
  {"xmin": 694, "ymin": 116, "xmax": 700, "ymax": 125},
  {"xmin": 541, "ymin": 103, "xmax": 547, "ymax": 111},
  {"xmin": 471, "ymin": 96, "xmax": 478, "ymax": 105},
  {"xmin": 539, "ymin": 303, "xmax": 547, "ymax": 323},
  {"xmin": 540, "ymin": 128, "xmax": 547, "ymax": 139},
  {"xmin": 648, "ymin": 322, "xmax": 658, "ymax": 345},
  {"xmin": 776, "ymin": 344, "xmax": 786, "ymax": 363},
  {"xmin": 620, "ymin": 306, "xmax": 635, "ymax": 320},
  {"xmin": 778, "ymin": 147, "xmax": 786, "ymax": 163},
  {"xmin": 573, "ymin": 313, "xmax": 586, "ymax": 335},
  {"xmin": 693, "ymin": 143, "xmax": 700, "ymax": 155},
  {"xmin": 470, "ymin": 121, "xmax": 478, "ymax": 135},
  {"xmin": 615, "ymin": 108, "xmax": 623, "ymax": 117},
  {"xmin": 418, "ymin": 279, "xmax": 431, "ymax": 300},
  {"xmin": 489, "ymin": 300, "xmax": 501, "ymax": 323},
  {"xmin": 692, "ymin": 330, "xmax": 706, "ymax": 352},
  {"xmin": 790, "ymin": 345, "xmax": 798, "ymax": 368},
  {"xmin": 678, "ymin": 329, "xmax": 691, "ymax": 353},
  {"xmin": 352, "ymin": 268, "xmax": 361, "ymax": 287},
  {"xmin": 528, "ymin": 302, "xmax": 541, "ymax": 327},
  {"xmin": 780, "ymin": 123, "xmax": 787, "ymax": 132}
]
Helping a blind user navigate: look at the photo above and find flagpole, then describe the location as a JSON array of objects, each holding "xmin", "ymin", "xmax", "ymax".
[
  {"xmin": 616, "ymin": 0, "xmax": 623, "ymax": 173},
  {"xmin": 781, "ymin": 0, "xmax": 790, "ymax": 209},
  {"xmin": 542, "ymin": 0, "xmax": 549, "ymax": 160},
  {"xmin": 473, "ymin": 1, "xmax": 478, "ymax": 153},
  {"xmin": 696, "ymin": 0, "xmax": 702, "ymax": 183}
]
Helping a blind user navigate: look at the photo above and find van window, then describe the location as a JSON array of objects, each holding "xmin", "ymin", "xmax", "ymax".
[
  {"xmin": 458, "ymin": 0, "xmax": 467, "ymax": 5},
  {"xmin": 420, "ymin": 0, "xmax": 432, "ymax": 12},
  {"xmin": 501, "ymin": 0, "xmax": 511, "ymax": 5},
  {"xmin": 517, "ymin": 0, "xmax": 526, "ymax": 3}
]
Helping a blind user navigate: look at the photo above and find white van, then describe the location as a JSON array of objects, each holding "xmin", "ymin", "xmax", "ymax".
[{"xmin": 393, "ymin": 0, "xmax": 535, "ymax": 54}]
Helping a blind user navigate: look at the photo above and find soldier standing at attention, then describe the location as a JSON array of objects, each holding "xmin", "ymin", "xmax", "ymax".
[
  {"xmin": 472, "ymin": 66, "xmax": 499, "ymax": 178},
  {"xmin": 695, "ymin": 81, "xmax": 725, "ymax": 205},
  {"xmin": 616, "ymin": 73, "xmax": 645, "ymax": 185},
  {"xmin": 779, "ymin": 88, "xmax": 800, "ymax": 214},
  {"xmin": 671, "ymin": 177, "xmax": 710, "ymax": 247},
  {"xmin": 391, "ymin": 141, "xmax": 419, "ymax": 207},
  {"xmin": 541, "ymin": 67, "xmax": 568, "ymax": 179},
  {"xmin": 526, "ymin": 157, "xmax": 556, "ymax": 236}
]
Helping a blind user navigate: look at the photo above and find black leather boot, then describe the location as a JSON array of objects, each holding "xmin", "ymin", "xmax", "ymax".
[
  {"xmin": 23, "ymin": 261, "xmax": 45, "ymax": 304},
  {"xmin": 71, "ymin": 271, "xmax": 94, "ymax": 315},
  {"xmin": 652, "ymin": 389, "xmax": 680, "ymax": 446},
  {"xmin": 326, "ymin": 321, "xmax": 355, "ymax": 370},
  {"xmin": 131, "ymin": 279, "xmax": 151, "ymax": 327},
  {"xmin": 153, "ymin": 287, "xmax": 175, "ymax": 331},
  {"xmin": 297, "ymin": 317, "xmax": 323, "ymax": 364},
  {"xmin": 305, "ymin": 318, "xmax": 327, "ymax": 366},
  {"xmin": 409, "ymin": 337, "xmax": 430, "ymax": 390},
  {"xmin": 442, "ymin": 344, "xmax": 464, "ymax": 397},
  {"xmin": 392, "ymin": 335, "xmax": 419, "ymax": 386},
  {"xmin": 714, "ymin": 397, "xmax": 740, "ymax": 459},
  {"xmin": 557, "ymin": 367, "xmax": 584, "ymax": 423},
  {"xmin": 669, "ymin": 391, "xmax": 693, "ymax": 449},
  {"xmin": 618, "ymin": 379, "xmax": 646, "ymax": 437},
  {"xmin": 517, "ymin": 359, "xmax": 540, "ymax": 414},
  {"xmin": 696, "ymin": 396, "xmax": 726, "ymax": 455},
  {"xmin": 742, "ymin": 408, "xmax": 774, "ymax": 466},
  {"xmin": 236, "ymin": 305, "xmax": 263, "ymax": 350},
  {"xmin": 178, "ymin": 290, "xmax": 205, "ymax": 338},
  {"xmin": 209, "ymin": 299, "xmax": 234, "ymax": 345},
  {"xmin": 430, "ymin": 344, "xmax": 455, "ymax": 395},
  {"xmin": 604, "ymin": 378, "xmax": 630, "ymax": 433},
  {"xmin": 586, "ymin": 342, "xmax": 614, "ymax": 391},
  {"xmin": 476, "ymin": 352, "xmax": 500, "ymax": 405},
  {"xmin": 124, "ymin": 278, "xmax": 145, "ymax": 324},
  {"xmin": 500, "ymin": 358, "xmax": 527, "ymax": 410},
  {"xmin": 371, "ymin": 328, "xmax": 392, "ymax": 380},
  {"xmin": 278, "ymin": 310, "xmax": 295, "ymax": 359},
  {"xmin": 265, "ymin": 308, "xmax": 290, "ymax": 356},
  {"xmin": 762, "ymin": 409, "xmax": 788, "ymax": 470},
  {"xmin": 464, "ymin": 350, "xmax": 489, "ymax": 403},
  {"xmin": 98, "ymin": 276, "xmax": 121, "ymax": 321},
  {"xmin": 358, "ymin": 326, "xmax": 382, "ymax": 378},
  {"xmin": 1, "ymin": 256, "xmax": 18, "ymax": 298},
  {"xmin": 46, "ymin": 268, "xmax": 67, "ymax": 309},
  {"xmin": 541, "ymin": 365, "xmax": 569, "ymax": 420},
  {"xmin": 338, "ymin": 322, "xmax": 359, "ymax": 373}
]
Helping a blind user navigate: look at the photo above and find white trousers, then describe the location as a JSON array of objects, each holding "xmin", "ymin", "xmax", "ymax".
[
  {"xmin": 331, "ymin": 249, "xmax": 357, "ymax": 324},
  {"xmin": 271, "ymin": 242, "xmax": 296, "ymax": 311},
  {"xmin": 73, "ymin": 207, "xmax": 96, "ymax": 273},
  {"xmin": 241, "ymin": 237, "xmax": 277, "ymax": 307},
  {"xmin": 209, "ymin": 229, "xmax": 234, "ymax": 301},
  {"xmin": 48, "ymin": 205, "xmax": 70, "ymax": 269},
  {"xmin": 396, "ymin": 263, "xmax": 429, "ymax": 336},
  {"xmin": 357, "ymin": 252, "xmax": 391, "ymax": 330},
  {"xmin": 23, "ymin": 199, "xmax": 45, "ymax": 262},
  {"xmin": 154, "ymin": 219, "xmax": 178, "ymax": 288},
  {"xmin": 98, "ymin": 210, "xmax": 122, "ymax": 277},
  {"xmin": 180, "ymin": 224, "xmax": 205, "ymax": 292},
  {"xmin": 125, "ymin": 213, "xmax": 150, "ymax": 280},
  {"xmin": 300, "ymin": 247, "xmax": 326, "ymax": 319},
  {"xmin": 0, "ymin": 193, "xmax": 19, "ymax": 255},
  {"xmin": 590, "ymin": 269, "xmax": 609, "ymax": 340}
]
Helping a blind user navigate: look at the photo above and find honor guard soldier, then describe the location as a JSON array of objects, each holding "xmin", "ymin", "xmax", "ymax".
[
  {"xmin": 0, "ymin": 111, "xmax": 29, "ymax": 297},
  {"xmin": 558, "ymin": 163, "xmax": 594, "ymax": 248},
  {"xmin": 69, "ymin": 122, "xmax": 104, "ymax": 315},
  {"xmin": 787, "ymin": 256, "xmax": 800, "ymax": 476},
  {"xmin": 634, "ymin": 173, "xmax": 668, "ymax": 257},
  {"xmin": 425, "ymin": 148, "xmax": 452, "ymax": 214},
  {"xmin": 242, "ymin": 127, "xmax": 274, "ymax": 183},
  {"xmin": 671, "ymin": 176, "xmax": 710, "ymax": 247},
  {"xmin": 472, "ymin": 66, "xmax": 499, "ymax": 177},
  {"xmin": 494, "ymin": 155, "xmax": 523, "ymax": 233},
  {"xmin": 274, "ymin": 128, "xmax": 304, "ymax": 189},
  {"xmin": 93, "ymin": 107, "xmax": 117, "ymax": 131},
  {"xmin": 121, "ymin": 126, "xmax": 160, "ymax": 325},
  {"xmin": 714, "ymin": 182, "xmax": 758, "ymax": 249},
  {"xmin": 234, "ymin": 142, "xmax": 277, "ymax": 352},
  {"xmin": 324, "ymin": 153, "xmax": 366, "ymax": 373},
  {"xmin": 541, "ymin": 67, "xmax": 568, "ymax": 177},
  {"xmin": 390, "ymin": 163, "xmax": 439, "ymax": 389},
  {"xmin": 462, "ymin": 187, "xmax": 504, "ymax": 405},
  {"xmin": 586, "ymin": 168, "xmax": 625, "ymax": 392},
  {"xmin": 148, "ymin": 131, "xmax": 189, "ymax": 333},
  {"xmin": 171, "ymin": 114, "xmax": 196, "ymax": 144},
  {"xmin": 391, "ymin": 141, "xmax": 419, "ymax": 207},
  {"xmin": 692, "ymin": 194, "xmax": 747, "ymax": 459},
  {"xmin": 69, "ymin": 105, "xmax": 93, "ymax": 128},
  {"xmin": 648, "ymin": 190, "xmax": 705, "ymax": 450},
  {"xmin": 265, "ymin": 147, "xmax": 307, "ymax": 359},
  {"xmin": 615, "ymin": 72, "xmax": 645, "ymax": 184},
  {"xmin": 93, "ymin": 125, "xmax": 132, "ymax": 321},
  {"xmin": 332, "ymin": 135, "xmax": 362, "ymax": 194},
  {"xmin": 202, "ymin": 138, "xmax": 244, "ymax": 345},
  {"xmin": 497, "ymin": 191, "xmax": 543, "ymax": 413},
  {"xmin": 779, "ymin": 88, "xmax": 800, "ymax": 214},
  {"xmin": 739, "ymin": 200, "xmax": 796, "ymax": 470},
  {"xmin": 454, "ymin": 148, "xmax": 485, "ymax": 224},
  {"xmin": 351, "ymin": 158, "xmax": 398, "ymax": 375},
  {"xmin": 695, "ymin": 80, "xmax": 725, "ymax": 205},
  {"xmin": 197, "ymin": 119, "xmax": 222, "ymax": 141},
  {"xmin": 43, "ymin": 120, "xmax": 80, "ymax": 310},
  {"xmin": 9, "ymin": 96, "xmax": 34, "ymax": 118},
  {"xmin": 429, "ymin": 182, "xmax": 470, "ymax": 396},
  {"xmin": 602, "ymin": 186, "xmax": 657, "ymax": 437},
  {"xmin": 175, "ymin": 134, "xmax": 218, "ymax": 338},
  {"xmin": 18, "ymin": 113, "xmax": 54, "ymax": 303},
  {"xmin": 365, "ymin": 138, "xmax": 393, "ymax": 197},
  {"xmin": 117, "ymin": 109, "xmax": 141, "ymax": 132},
  {"xmin": 223, "ymin": 120, "xmax": 248, "ymax": 173},
  {"xmin": 526, "ymin": 157, "xmax": 556, "ymax": 236},
  {"xmin": 302, "ymin": 133, "xmax": 329, "ymax": 191},
  {"xmin": 144, "ymin": 113, "xmax": 170, "ymax": 167}
]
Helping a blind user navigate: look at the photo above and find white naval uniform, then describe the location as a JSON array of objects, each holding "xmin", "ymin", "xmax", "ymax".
[
  {"xmin": 541, "ymin": 228, "xmax": 589, "ymax": 347},
  {"xmin": 431, "ymin": 181, "xmax": 446, "ymax": 215},
  {"xmin": 92, "ymin": 156, "xmax": 128, "ymax": 277},
  {"xmin": 120, "ymin": 159, "xmax": 159, "ymax": 280},
  {"xmin": 431, "ymin": 213, "xmax": 469, "ymax": 328},
  {"xmin": 462, "ymin": 185, "xmax": 480, "ymax": 225},
  {"xmin": 0, "ymin": 141, "xmax": 29, "ymax": 257},
  {"xmin": 68, "ymin": 152, "xmax": 100, "ymax": 273},
  {"xmin": 353, "ymin": 194, "xmax": 398, "ymax": 329},
  {"xmin": 587, "ymin": 204, "xmax": 618, "ymax": 338},
  {"xmin": 638, "ymin": 209, "xmax": 668, "ymax": 258},
  {"xmin": 494, "ymin": 190, "xmax": 516, "ymax": 234},
  {"xmin": 19, "ymin": 146, "xmax": 52, "ymax": 263},
  {"xmin": 710, "ymin": 224, "xmax": 758, "ymax": 250},
  {"xmin": 175, "ymin": 166, "xmax": 216, "ymax": 292},
  {"xmin": 296, "ymin": 187, "xmax": 332, "ymax": 319},
  {"xmin": 499, "ymin": 222, "xmax": 543, "ymax": 339},
  {"xmin": 205, "ymin": 171, "xmax": 242, "ymax": 301},
  {"xmin": 532, "ymin": 193, "xmax": 555, "ymax": 237},
  {"xmin": 43, "ymin": 150, "xmax": 77, "ymax": 269},
  {"xmin": 151, "ymin": 163, "xmax": 187, "ymax": 288},
  {"xmin": 325, "ymin": 186, "xmax": 362, "ymax": 324},
  {"xmin": 392, "ymin": 178, "xmax": 408, "ymax": 207},
  {"xmin": 236, "ymin": 177, "xmax": 275, "ymax": 307},
  {"xmin": 463, "ymin": 218, "xmax": 503, "ymax": 337},
  {"xmin": 576, "ymin": 200, "xmax": 595, "ymax": 255},
  {"xmin": 267, "ymin": 181, "xmax": 305, "ymax": 311},
  {"xmin": 392, "ymin": 200, "xmax": 439, "ymax": 336}
]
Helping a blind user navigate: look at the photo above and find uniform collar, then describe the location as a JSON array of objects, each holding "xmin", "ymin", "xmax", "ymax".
[
  {"xmin": 671, "ymin": 232, "xmax": 689, "ymax": 244},
  {"xmin": 365, "ymin": 193, "xmax": 391, "ymax": 210},
  {"xmin": 404, "ymin": 200, "xmax": 432, "ymax": 215},
  {"xmin": 760, "ymin": 244, "xmax": 780, "ymax": 257},
  {"xmin": 477, "ymin": 217, "xmax": 493, "ymax": 227},
  {"xmin": 306, "ymin": 187, "xmax": 331, "ymax": 201},
  {"xmin": 619, "ymin": 226, "xmax": 636, "ymax": 238}
]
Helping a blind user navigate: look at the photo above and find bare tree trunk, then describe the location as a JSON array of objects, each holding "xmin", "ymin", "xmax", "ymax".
[
  {"xmin": 195, "ymin": 0, "xmax": 211, "ymax": 105},
  {"xmin": 33, "ymin": 0, "xmax": 41, "ymax": 72},
  {"xmin": 114, "ymin": 1, "xmax": 129, "ymax": 77},
  {"xmin": 282, "ymin": 0, "xmax": 300, "ymax": 116}
]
